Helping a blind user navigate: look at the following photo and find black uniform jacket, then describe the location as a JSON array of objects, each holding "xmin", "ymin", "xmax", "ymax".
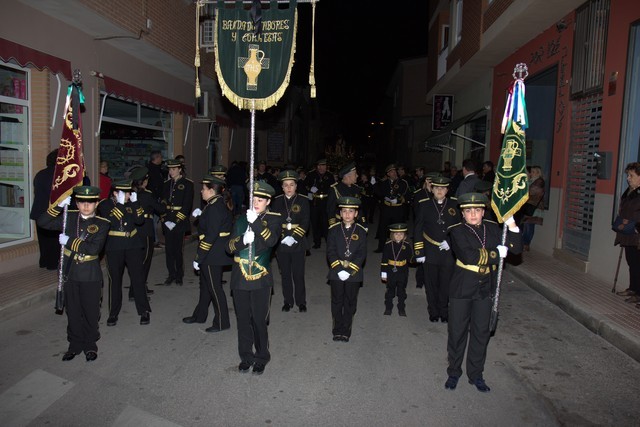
[
  {"xmin": 326, "ymin": 221, "xmax": 368, "ymax": 283},
  {"xmin": 195, "ymin": 195, "xmax": 233, "ymax": 266},
  {"xmin": 448, "ymin": 220, "xmax": 522, "ymax": 299},
  {"xmin": 227, "ymin": 210, "xmax": 283, "ymax": 291},
  {"xmin": 161, "ymin": 176, "xmax": 194, "ymax": 229},
  {"xmin": 137, "ymin": 189, "xmax": 166, "ymax": 239},
  {"xmin": 304, "ymin": 170, "xmax": 334, "ymax": 198},
  {"xmin": 271, "ymin": 193, "xmax": 310, "ymax": 253},
  {"xmin": 414, "ymin": 196, "xmax": 460, "ymax": 263},
  {"xmin": 98, "ymin": 198, "xmax": 145, "ymax": 251},
  {"xmin": 37, "ymin": 206, "xmax": 109, "ymax": 282},
  {"xmin": 327, "ymin": 182, "xmax": 366, "ymax": 226},
  {"xmin": 380, "ymin": 239, "xmax": 414, "ymax": 282},
  {"xmin": 374, "ymin": 178, "xmax": 409, "ymax": 207}
]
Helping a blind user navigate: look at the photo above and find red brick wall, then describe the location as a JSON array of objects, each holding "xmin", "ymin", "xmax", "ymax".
[
  {"xmin": 483, "ymin": 0, "xmax": 513, "ymax": 32},
  {"xmin": 447, "ymin": 0, "xmax": 482, "ymax": 68}
]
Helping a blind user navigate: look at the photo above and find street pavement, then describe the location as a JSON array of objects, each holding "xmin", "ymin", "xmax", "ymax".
[{"xmin": 1, "ymin": 232, "xmax": 640, "ymax": 426}]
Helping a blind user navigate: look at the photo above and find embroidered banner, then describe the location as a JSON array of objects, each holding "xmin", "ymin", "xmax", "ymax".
[{"xmin": 214, "ymin": 0, "xmax": 298, "ymax": 111}]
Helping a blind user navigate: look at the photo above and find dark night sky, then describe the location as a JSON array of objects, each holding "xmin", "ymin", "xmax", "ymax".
[{"xmin": 290, "ymin": 1, "xmax": 429, "ymax": 141}]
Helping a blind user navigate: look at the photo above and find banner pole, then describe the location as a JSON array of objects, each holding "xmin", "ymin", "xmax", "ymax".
[
  {"xmin": 55, "ymin": 204, "xmax": 68, "ymax": 314},
  {"xmin": 247, "ymin": 99, "xmax": 256, "ymax": 263}
]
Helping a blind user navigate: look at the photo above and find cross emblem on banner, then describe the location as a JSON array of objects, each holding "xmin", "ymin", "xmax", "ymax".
[{"xmin": 238, "ymin": 44, "xmax": 270, "ymax": 91}]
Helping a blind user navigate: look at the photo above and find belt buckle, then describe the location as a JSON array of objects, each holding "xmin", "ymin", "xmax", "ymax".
[
  {"xmin": 76, "ymin": 254, "xmax": 85, "ymax": 263},
  {"xmin": 341, "ymin": 260, "xmax": 349, "ymax": 268},
  {"xmin": 478, "ymin": 266, "xmax": 487, "ymax": 274}
]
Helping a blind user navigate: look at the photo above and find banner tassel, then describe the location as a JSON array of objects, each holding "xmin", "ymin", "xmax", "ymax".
[
  {"xmin": 194, "ymin": 1, "xmax": 202, "ymax": 98},
  {"xmin": 309, "ymin": 0, "xmax": 317, "ymax": 98}
]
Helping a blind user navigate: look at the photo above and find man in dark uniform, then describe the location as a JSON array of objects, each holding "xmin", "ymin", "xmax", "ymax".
[
  {"xmin": 255, "ymin": 160, "xmax": 279, "ymax": 195},
  {"xmin": 304, "ymin": 159, "xmax": 334, "ymax": 248},
  {"xmin": 374, "ymin": 164, "xmax": 409, "ymax": 252},
  {"xmin": 444, "ymin": 193, "xmax": 522, "ymax": 393},
  {"xmin": 327, "ymin": 162, "xmax": 366, "ymax": 228},
  {"xmin": 37, "ymin": 186, "xmax": 109, "ymax": 362},
  {"xmin": 326, "ymin": 196, "xmax": 368, "ymax": 342},
  {"xmin": 414, "ymin": 176, "xmax": 460, "ymax": 322},
  {"xmin": 271, "ymin": 170, "xmax": 310, "ymax": 312},
  {"xmin": 160, "ymin": 159, "xmax": 194, "ymax": 285},
  {"xmin": 227, "ymin": 181, "xmax": 283, "ymax": 375},
  {"xmin": 208, "ymin": 165, "xmax": 227, "ymax": 181},
  {"xmin": 98, "ymin": 180, "xmax": 151, "ymax": 326}
]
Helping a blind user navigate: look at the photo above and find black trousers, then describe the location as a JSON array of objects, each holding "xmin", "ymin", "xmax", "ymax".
[
  {"xmin": 310, "ymin": 199, "xmax": 328, "ymax": 246},
  {"xmin": 376, "ymin": 206, "xmax": 406, "ymax": 250},
  {"xmin": 233, "ymin": 286, "xmax": 271, "ymax": 365},
  {"xmin": 385, "ymin": 279, "xmax": 407, "ymax": 310},
  {"xmin": 193, "ymin": 264, "xmax": 230, "ymax": 330},
  {"xmin": 330, "ymin": 280, "xmax": 360, "ymax": 337},
  {"xmin": 106, "ymin": 248, "xmax": 150, "ymax": 317},
  {"xmin": 277, "ymin": 249, "xmax": 306, "ymax": 306},
  {"xmin": 164, "ymin": 225, "xmax": 186, "ymax": 280},
  {"xmin": 424, "ymin": 262, "xmax": 453, "ymax": 319},
  {"xmin": 36, "ymin": 225, "xmax": 61, "ymax": 270},
  {"xmin": 415, "ymin": 263, "xmax": 425, "ymax": 288},
  {"xmin": 129, "ymin": 236, "xmax": 154, "ymax": 298},
  {"xmin": 65, "ymin": 279, "xmax": 101, "ymax": 354},
  {"xmin": 447, "ymin": 296, "xmax": 492, "ymax": 381},
  {"xmin": 625, "ymin": 246, "xmax": 640, "ymax": 293}
]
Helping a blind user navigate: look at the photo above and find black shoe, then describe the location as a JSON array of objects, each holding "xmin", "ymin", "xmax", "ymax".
[
  {"xmin": 282, "ymin": 303, "xmax": 291, "ymax": 312},
  {"xmin": 205, "ymin": 325, "xmax": 229, "ymax": 333},
  {"xmin": 333, "ymin": 335, "xmax": 341, "ymax": 341},
  {"xmin": 239, "ymin": 361, "xmax": 253, "ymax": 373},
  {"xmin": 469, "ymin": 378, "xmax": 490, "ymax": 392},
  {"xmin": 107, "ymin": 316, "xmax": 118, "ymax": 326},
  {"xmin": 440, "ymin": 317, "xmax": 448, "ymax": 323},
  {"xmin": 445, "ymin": 376, "xmax": 459, "ymax": 390},
  {"xmin": 373, "ymin": 249, "xmax": 383, "ymax": 253},
  {"xmin": 429, "ymin": 316, "xmax": 439, "ymax": 323},
  {"xmin": 398, "ymin": 309, "xmax": 407, "ymax": 317},
  {"xmin": 416, "ymin": 283, "xmax": 424, "ymax": 288},
  {"xmin": 305, "ymin": 250, "xmax": 311, "ymax": 256},
  {"xmin": 182, "ymin": 316, "xmax": 197, "ymax": 324},
  {"xmin": 312, "ymin": 244, "xmax": 321, "ymax": 249},
  {"xmin": 85, "ymin": 351, "xmax": 98, "ymax": 362},
  {"xmin": 146, "ymin": 288, "xmax": 154, "ymax": 295},
  {"xmin": 252, "ymin": 363, "xmax": 266, "ymax": 375},
  {"xmin": 62, "ymin": 351, "xmax": 77, "ymax": 361},
  {"xmin": 162, "ymin": 277, "xmax": 174, "ymax": 286},
  {"xmin": 176, "ymin": 279, "xmax": 183, "ymax": 286},
  {"xmin": 221, "ymin": 280, "xmax": 227, "ymax": 284},
  {"xmin": 384, "ymin": 309, "xmax": 392, "ymax": 315},
  {"xmin": 140, "ymin": 312, "xmax": 150, "ymax": 325},
  {"xmin": 298, "ymin": 304, "xmax": 307, "ymax": 312},
  {"xmin": 340, "ymin": 335, "xmax": 350, "ymax": 342}
]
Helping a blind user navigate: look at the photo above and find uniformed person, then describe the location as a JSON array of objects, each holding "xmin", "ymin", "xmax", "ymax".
[
  {"xmin": 255, "ymin": 160, "xmax": 279, "ymax": 195},
  {"xmin": 414, "ymin": 176, "xmax": 460, "ymax": 322},
  {"xmin": 161, "ymin": 159, "xmax": 194, "ymax": 285},
  {"xmin": 304, "ymin": 159, "xmax": 335, "ymax": 248},
  {"xmin": 374, "ymin": 164, "xmax": 409, "ymax": 252},
  {"xmin": 37, "ymin": 186, "xmax": 109, "ymax": 362},
  {"xmin": 474, "ymin": 180, "xmax": 498, "ymax": 222},
  {"xmin": 326, "ymin": 196, "xmax": 368, "ymax": 342},
  {"xmin": 326, "ymin": 162, "xmax": 367, "ymax": 228},
  {"xmin": 380, "ymin": 223, "xmax": 414, "ymax": 316},
  {"xmin": 227, "ymin": 181, "xmax": 283, "ymax": 375},
  {"xmin": 98, "ymin": 180, "xmax": 151, "ymax": 326},
  {"xmin": 271, "ymin": 170, "xmax": 310, "ymax": 312},
  {"xmin": 444, "ymin": 193, "xmax": 522, "ymax": 393},
  {"xmin": 184, "ymin": 176, "xmax": 233, "ymax": 332},
  {"xmin": 129, "ymin": 167, "xmax": 166, "ymax": 299}
]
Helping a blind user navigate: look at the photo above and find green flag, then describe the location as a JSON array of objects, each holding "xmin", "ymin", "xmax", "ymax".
[
  {"xmin": 491, "ymin": 118, "xmax": 529, "ymax": 222},
  {"xmin": 214, "ymin": 0, "xmax": 298, "ymax": 111}
]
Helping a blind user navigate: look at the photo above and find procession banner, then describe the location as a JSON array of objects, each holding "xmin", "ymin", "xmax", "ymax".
[{"xmin": 214, "ymin": 0, "xmax": 298, "ymax": 111}]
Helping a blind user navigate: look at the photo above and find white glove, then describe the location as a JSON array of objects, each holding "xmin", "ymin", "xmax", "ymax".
[
  {"xmin": 504, "ymin": 216, "xmax": 515, "ymax": 226},
  {"xmin": 57, "ymin": 196, "xmax": 71, "ymax": 208},
  {"xmin": 192, "ymin": 208, "xmax": 202, "ymax": 217},
  {"xmin": 129, "ymin": 192, "xmax": 138, "ymax": 203},
  {"xmin": 497, "ymin": 245, "xmax": 508, "ymax": 258},
  {"xmin": 116, "ymin": 190, "xmax": 126, "ymax": 205},
  {"xmin": 281, "ymin": 236, "xmax": 297, "ymax": 246},
  {"xmin": 58, "ymin": 234, "xmax": 69, "ymax": 245},
  {"xmin": 243, "ymin": 230, "xmax": 255, "ymax": 245},
  {"xmin": 246, "ymin": 209, "xmax": 258, "ymax": 224},
  {"xmin": 439, "ymin": 241, "xmax": 450, "ymax": 251},
  {"xmin": 164, "ymin": 221, "xmax": 176, "ymax": 231},
  {"xmin": 193, "ymin": 260, "xmax": 200, "ymax": 271},
  {"xmin": 416, "ymin": 256, "xmax": 426, "ymax": 263},
  {"xmin": 337, "ymin": 270, "xmax": 350, "ymax": 281},
  {"xmin": 381, "ymin": 272, "xmax": 387, "ymax": 281},
  {"xmin": 310, "ymin": 186, "xmax": 318, "ymax": 193},
  {"xmin": 370, "ymin": 177, "xmax": 376, "ymax": 185}
]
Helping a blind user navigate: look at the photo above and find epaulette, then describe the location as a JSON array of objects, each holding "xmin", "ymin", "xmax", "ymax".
[
  {"xmin": 330, "ymin": 182, "xmax": 338, "ymax": 188},
  {"xmin": 329, "ymin": 222, "xmax": 341, "ymax": 229},
  {"xmin": 185, "ymin": 178, "xmax": 194, "ymax": 183},
  {"xmin": 274, "ymin": 194, "xmax": 284, "ymax": 200},
  {"xmin": 68, "ymin": 209, "xmax": 79, "ymax": 213},
  {"xmin": 418, "ymin": 197, "xmax": 430, "ymax": 204},
  {"xmin": 299, "ymin": 194, "xmax": 311, "ymax": 201},
  {"xmin": 266, "ymin": 211, "xmax": 281, "ymax": 216},
  {"xmin": 449, "ymin": 196, "xmax": 458, "ymax": 201},
  {"xmin": 164, "ymin": 178, "xmax": 171, "ymax": 183},
  {"xmin": 96, "ymin": 216, "xmax": 110, "ymax": 223},
  {"xmin": 356, "ymin": 223, "xmax": 368, "ymax": 232},
  {"xmin": 143, "ymin": 189, "xmax": 153, "ymax": 194},
  {"xmin": 413, "ymin": 188, "xmax": 421, "ymax": 194},
  {"xmin": 448, "ymin": 223, "xmax": 462, "ymax": 230},
  {"xmin": 484, "ymin": 219, "xmax": 498, "ymax": 225}
]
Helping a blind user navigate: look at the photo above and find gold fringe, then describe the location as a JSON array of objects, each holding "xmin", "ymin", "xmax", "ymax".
[
  {"xmin": 214, "ymin": 7, "xmax": 299, "ymax": 111},
  {"xmin": 491, "ymin": 194, "xmax": 529, "ymax": 223},
  {"xmin": 194, "ymin": 1, "xmax": 202, "ymax": 97},
  {"xmin": 309, "ymin": 0, "xmax": 317, "ymax": 98}
]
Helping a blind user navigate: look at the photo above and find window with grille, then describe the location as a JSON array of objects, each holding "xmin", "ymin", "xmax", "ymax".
[{"xmin": 571, "ymin": 0, "xmax": 610, "ymax": 96}]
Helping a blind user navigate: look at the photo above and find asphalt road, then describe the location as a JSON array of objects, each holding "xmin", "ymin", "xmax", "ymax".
[{"xmin": 0, "ymin": 234, "xmax": 639, "ymax": 427}]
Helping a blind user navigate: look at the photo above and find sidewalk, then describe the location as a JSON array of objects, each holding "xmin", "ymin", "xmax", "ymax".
[{"xmin": 1, "ymin": 243, "xmax": 640, "ymax": 363}]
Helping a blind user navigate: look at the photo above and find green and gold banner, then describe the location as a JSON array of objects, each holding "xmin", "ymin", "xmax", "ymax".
[{"xmin": 215, "ymin": 0, "xmax": 298, "ymax": 111}]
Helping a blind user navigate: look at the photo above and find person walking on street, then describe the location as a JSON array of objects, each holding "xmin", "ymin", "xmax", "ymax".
[
  {"xmin": 31, "ymin": 149, "xmax": 61, "ymax": 270},
  {"xmin": 374, "ymin": 164, "xmax": 408, "ymax": 252},
  {"xmin": 185, "ymin": 176, "xmax": 233, "ymax": 332},
  {"xmin": 227, "ymin": 182, "xmax": 283, "ymax": 375},
  {"xmin": 304, "ymin": 159, "xmax": 334, "ymax": 248},
  {"xmin": 444, "ymin": 193, "xmax": 522, "ymax": 393},
  {"xmin": 38, "ymin": 186, "xmax": 109, "ymax": 361},
  {"xmin": 380, "ymin": 223, "xmax": 413, "ymax": 316},
  {"xmin": 272, "ymin": 170, "xmax": 310, "ymax": 313}
]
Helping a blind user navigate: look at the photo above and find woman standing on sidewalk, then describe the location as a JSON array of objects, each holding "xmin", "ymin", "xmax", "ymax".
[{"xmin": 614, "ymin": 162, "xmax": 640, "ymax": 306}]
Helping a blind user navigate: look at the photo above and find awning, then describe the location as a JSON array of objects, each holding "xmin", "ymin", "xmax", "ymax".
[
  {"xmin": 0, "ymin": 38, "xmax": 72, "ymax": 80},
  {"xmin": 423, "ymin": 106, "xmax": 489, "ymax": 149},
  {"xmin": 103, "ymin": 76, "xmax": 195, "ymax": 116}
]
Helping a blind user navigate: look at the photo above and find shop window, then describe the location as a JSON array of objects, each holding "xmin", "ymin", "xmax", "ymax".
[{"xmin": 0, "ymin": 63, "xmax": 30, "ymax": 247}]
